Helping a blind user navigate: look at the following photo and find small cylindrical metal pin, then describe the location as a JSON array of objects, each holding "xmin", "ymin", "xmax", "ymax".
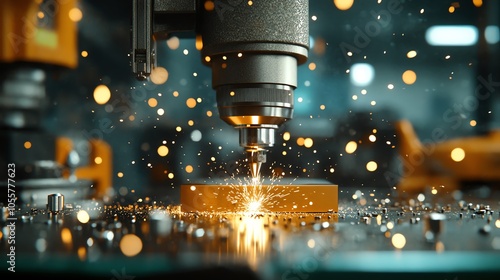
[
  {"xmin": 424, "ymin": 212, "xmax": 446, "ymax": 242},
  {"xmin": 149, "ymin": 210, "xmax": 172, "ymax": 237},
  {"xmin": 426, "ymin": 213, "xmax": 446, "ymax": 233},
  {"xmin": 47, "ymin": 193, "xmax": 64, "ymax": 213}
]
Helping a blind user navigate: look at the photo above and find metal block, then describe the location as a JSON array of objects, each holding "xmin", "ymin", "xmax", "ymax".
[{"xmin": 180, "ymin": 184, "xmax": 338, "ymax": 213}]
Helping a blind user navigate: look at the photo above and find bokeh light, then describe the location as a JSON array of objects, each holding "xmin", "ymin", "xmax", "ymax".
[{"xmin": 93, "ymin": 84, "xmax": 111, "ymax": 105}]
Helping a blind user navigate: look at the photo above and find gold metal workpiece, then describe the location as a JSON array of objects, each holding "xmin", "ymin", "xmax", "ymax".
[{"xmin": 180, "ymin": 184, "xmax": 338, "ymax": 214}]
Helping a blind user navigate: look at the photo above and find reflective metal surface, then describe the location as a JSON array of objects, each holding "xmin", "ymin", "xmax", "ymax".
[{"xmin": 2, "ymin": 188, "xmax": 500, "ymax": 279}]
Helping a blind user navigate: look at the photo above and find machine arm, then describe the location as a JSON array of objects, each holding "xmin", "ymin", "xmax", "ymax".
[{"xmin": 130, "ymin": 0, "xmax": 309, "ymax": 179}]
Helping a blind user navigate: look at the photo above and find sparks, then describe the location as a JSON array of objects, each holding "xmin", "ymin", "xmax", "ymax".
[{"xmin": 227, "ymin": 175, "xmax": 291, "ymax": 213}]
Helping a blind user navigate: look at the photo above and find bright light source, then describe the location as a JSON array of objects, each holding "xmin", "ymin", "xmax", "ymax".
[
  {"xmin": 402, "ymin": 70, "xmax": 417, "ymax": 85},
  {"xmin": 68, "ymin": 7, "xmax": 83, "ymax": 22},
  {"xmin": 304, "ymin": 138, "xmax": 314, "ymax": 148},
  {"xmin": 93, "ymin": 84, "xmax": 111, "ymax": 105},
  {"xmin": 157, "ymin": 145, "xmax": 169, "ymax": 157},
  {"xmin": 248, "ymin": 201, "xmax": 261, "ymax": 212},
  {"xmin": 485, "ymin": 26, "xmax": 500, "ymax": 44},
  {"xmin": 425, "ymin": 25, "xmax": 478, "ymax": 46},
  {"xmin": 350, "ymin": 63, "xmax": 375, "ymax": 86},
  {"xmin": 392, "ymin": 233, "xmax": 406, "ymax": 249},
  {"xmin": 119, "ymin": 234, "xmax": 143, "ymax": 257},
  {"xmin": 451, "ymin": 147, "xmax": 465, "ymax": 162},
  {"xmin": 77, "ymin": 210, "xmax": 90, "ymax": 224},
  {"xmin": 190, "ymin": 130, "xmax": 202, "ymax": 142},
  {"xmin": 333, "ymin": 0, "xmax": 354, "ymax": 10},
  {"xmin": 283, "ymin": 132, "xmax": 291, "ymax": 141},
  {"xmin": 406, "ymin": 50, "xmax": 417, "ymax": 58},
  {"xmin": 345, "ymin": 141, "xmax": 357, "ymax": 154},
  {"xmin": 166, "ymin": 36, "xmax": 180, "ymax": 50},
  {"xmin": 366, "ymin": 161, "xmax": 378, "ymax": 172},
  {"xmin": 150, "ymin": 67, "xmax": 169, "ymax": 85}
]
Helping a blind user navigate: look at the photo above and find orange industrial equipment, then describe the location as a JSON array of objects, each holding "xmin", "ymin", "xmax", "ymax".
[
  {"xmin": 0, "ymin": 0, "xmax": 78, "ymax": 68},
  {"xmin": 56, "ymin": 137, "xmax": 113, "ymax": 198},
  {"xmin": 394, "ymin": 119, "xmax": 500, "ymax": 195},
  {"xmin": 0, "ymin": 0, "xmax": 113, "ymax": 199}
]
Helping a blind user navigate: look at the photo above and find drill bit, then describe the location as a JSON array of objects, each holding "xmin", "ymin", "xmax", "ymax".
[{"xmin": 247, "ymin": 148, "xmax": 266, "ymax": 179}]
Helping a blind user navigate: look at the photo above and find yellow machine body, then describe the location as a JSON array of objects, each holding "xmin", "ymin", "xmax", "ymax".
[
  {"xmin": 1, "ymin": 0, "xmax": 113, "ymax": 198},
  {"xmin": 0, "ymin": 0, "xmax": 78, "ymax": 68},
  {"xmin": 395, "ymin": 119, "xmax": 500, "ymax": 194}
]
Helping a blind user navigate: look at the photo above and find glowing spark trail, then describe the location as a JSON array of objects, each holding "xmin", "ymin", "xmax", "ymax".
[{"xmin": 227, "ymin": 175, "xmax": 291, "ymax": 213}]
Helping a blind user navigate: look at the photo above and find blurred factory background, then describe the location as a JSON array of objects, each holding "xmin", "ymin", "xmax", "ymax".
[{"xmin": 16, "ymin": 0, "xmax": 500, "ymax": 202}]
